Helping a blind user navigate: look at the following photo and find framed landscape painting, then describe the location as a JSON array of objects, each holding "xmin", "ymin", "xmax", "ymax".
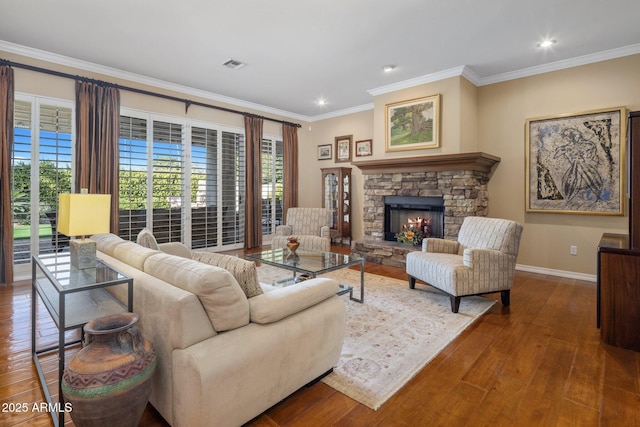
[
  {"xmin": 525, "ymin": 107, "xmax": 626, "ymax": 215},
  {"xmin": 355, "ymin": 139, "xmax": 373, "ymax": 157},
  {"xmin": 317, "ymin": 144, "xmax": 332, "ymax": 160},
  {"xmin": 335, "ymin": 135, "xmax": 352, "ymax": 163},
  {"xmin": 386, "ymin": 94, "xmax": 440, "ymax": 152}
]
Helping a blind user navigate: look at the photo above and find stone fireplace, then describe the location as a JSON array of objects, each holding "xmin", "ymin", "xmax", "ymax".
[{"xmin": 352, "ymin": 152, "xmax": 500, "ymax": 266}]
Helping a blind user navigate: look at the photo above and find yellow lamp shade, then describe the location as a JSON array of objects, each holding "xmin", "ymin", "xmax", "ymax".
[{"xmin": 58, "ymin": 193, "xmax": 111, "ymax": 237}]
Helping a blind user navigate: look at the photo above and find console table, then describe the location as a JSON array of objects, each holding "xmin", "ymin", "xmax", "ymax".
[{"xmin": 31, "ymin": 254, "xmax": 133, "ymax": 427}]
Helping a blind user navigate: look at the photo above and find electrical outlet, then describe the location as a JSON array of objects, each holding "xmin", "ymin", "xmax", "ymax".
[{"xmin": 570, "ymin": 245, "xmax": 577, "ymax": 256}]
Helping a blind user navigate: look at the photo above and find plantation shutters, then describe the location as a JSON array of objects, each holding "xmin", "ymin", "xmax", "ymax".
[
  {"xmin": 10, "ymin": 98, "xmax": 73, "ymax": 272},
  {"xmin": 261, "ymin": 137, "xmax": 284, "ymax": 237},
  {"xmin": 118, "ymin": 115, "xmax": 148, "ymax": 241},
  {"xmin": 221, "ymin": 130, "xmax": 245, "ymax": 246},
  {"xmin": 117, "ymin": 113, "xmax": 246, "ymax": 250},
  {"xmin": 191, "ymin": 126, "xmax": 217, "ymax": 249},
  {"xmin": 151, "ymin": 120, "xmax": 184, "ymax": 244}
]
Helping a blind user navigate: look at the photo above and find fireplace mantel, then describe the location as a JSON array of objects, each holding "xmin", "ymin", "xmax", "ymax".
[{"xmin": 352, "ymin": 152, "xmax": 500, "ymax": 174}]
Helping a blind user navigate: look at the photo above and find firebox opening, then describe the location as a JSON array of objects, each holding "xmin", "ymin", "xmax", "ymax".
[{"xmin": 384, "ymin": 196, "xmax": 444, "ymax": 241}]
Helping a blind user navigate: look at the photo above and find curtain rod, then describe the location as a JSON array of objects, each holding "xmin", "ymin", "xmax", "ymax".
[{"xmin": 1, "ymin": 58, "xmax": 302, "ymax": 128}]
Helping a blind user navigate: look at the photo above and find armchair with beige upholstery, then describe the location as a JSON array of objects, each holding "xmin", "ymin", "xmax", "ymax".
[
  {"xmin": 271, "ymin": 207, "xmax": 332, "ymax": 252},
  {"xmin": 405, "ymin": 216, "xmax": 523, "ymax": 313}
]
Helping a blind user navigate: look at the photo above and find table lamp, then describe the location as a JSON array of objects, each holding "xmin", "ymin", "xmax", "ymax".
[{"xmin": 57, "ymin": 192, "xmax": 111, "ymax": 269}]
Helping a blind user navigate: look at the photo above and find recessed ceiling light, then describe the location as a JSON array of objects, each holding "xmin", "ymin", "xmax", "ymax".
[
  {"xmin": 537, "ymin": 39, "xmax": 556, "ymax": 48},
  {"xmin": 316, "ymin": 98, "xmax": 327, "ymax": 106},
  {"xmin": 383, "ymin": 65, "xmax": 396, "ymax": 73}
]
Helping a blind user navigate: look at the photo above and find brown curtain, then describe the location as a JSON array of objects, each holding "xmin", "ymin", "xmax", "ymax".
[
  {"xmin": 244, "ymin": 115, "xmax": 263, "ymax": 249},
  {"xmin": 0, "ymin": 64, "xmax": 14, "ymax": 284},
  {"xmin": 75, "ymin": 80, "xmax": 120, "ymax": 233},
  {"xmin": 283, "ymin": 123, "xmax": 299, "ymax": 212}
]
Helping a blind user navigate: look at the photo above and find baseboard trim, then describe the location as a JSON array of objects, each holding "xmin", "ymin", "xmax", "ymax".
[{"xmin": 516, "ymin": 264, "xmax": 596, "ymax": 283}]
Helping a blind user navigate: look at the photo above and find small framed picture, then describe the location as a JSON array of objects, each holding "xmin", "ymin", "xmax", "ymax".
[
  {"xmin": 355, "ymin": 139, "xmax": 373, "ymax": 157},
  {"xmin": 335, "ymin": 134, "xmax": 352, "ymax": 163},
  {"xmin": 317, "ymin": 144, "xmax": 332, "ymax": 160}
]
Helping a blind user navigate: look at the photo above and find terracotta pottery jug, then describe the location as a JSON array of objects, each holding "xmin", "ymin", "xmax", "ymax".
[{"xmin": 62, "ymin": 312, "xmax": 156, "ymax": 427}]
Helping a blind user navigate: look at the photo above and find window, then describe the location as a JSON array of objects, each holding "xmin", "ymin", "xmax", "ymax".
[
  {"xmin": 191, "ymin": 126, "xmax": 218, "ymax": 249},
  {"xmin": 118, "ymin": 112, "xmax": 246, "ymax": 250},
  {"xmin": 220, "ymin": 130, "xmax": 245, "ymax": 246},
  {"xmin": 151, "ymin": 120, "xmax": 184, "ymax": 244},
  {"xmin": 11, "ymin": 97, "xmax": 73, "ymax": 275},
  {"xmin": 118, "ymin": 115, "xmax": 148, "ymax": 241},
  {"xmin": 261, "ymin": 137, "xmax": 284, "ymax": 237}
]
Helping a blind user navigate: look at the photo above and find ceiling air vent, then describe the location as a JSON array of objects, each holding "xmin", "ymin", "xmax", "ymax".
[{"xmin": 222, "ymin": 59, "xmax": 246, "ymax": 70}]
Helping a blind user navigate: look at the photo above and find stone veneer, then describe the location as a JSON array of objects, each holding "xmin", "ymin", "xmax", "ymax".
[{"xmin": 351, "ymin": 152, "xmax": 500, "ymax": 266}]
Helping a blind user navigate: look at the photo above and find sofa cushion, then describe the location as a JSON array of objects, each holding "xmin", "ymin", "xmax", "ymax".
[
  {"xmin": 248, "ymin": 278, "xmax": 338, "ymax": 324},
  {"xmin": 92, "ymin": 233, "xmax": 127, "ymax": 257},
  {"xmin": 144, "ymin": 253, "xmax": 250, "ymax": 332},
  {"xmin": 191, "ymin": 251, "xmax": 263, "ymax": 299},
  {"xmin": 113, "ymin": 241, "xmax": 161, "ymax": 271},
  {"xmin": 137, "ymin": 228, "xmax": 160, "ymax": 250}
]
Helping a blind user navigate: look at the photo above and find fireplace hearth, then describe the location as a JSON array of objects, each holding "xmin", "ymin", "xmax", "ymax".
[{"xmin": 384, "ymin": 196, "xmax": 444, "ymax": 241}]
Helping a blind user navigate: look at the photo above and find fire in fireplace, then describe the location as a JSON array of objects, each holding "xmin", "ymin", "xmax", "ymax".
[{"xmin": 384, "ymin": 195, "xmax": 444, "ymax": 241}]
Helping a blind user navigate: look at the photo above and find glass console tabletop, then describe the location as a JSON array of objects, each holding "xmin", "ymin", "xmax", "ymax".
[{"xmin": 245, "ymin": 248, "xmax": 364, "ymax": 303}]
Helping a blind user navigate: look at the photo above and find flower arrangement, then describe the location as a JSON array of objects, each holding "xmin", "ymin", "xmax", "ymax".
[{"xmin": 395, "ymin": 217, "xmax": 432, "ymax": 246}]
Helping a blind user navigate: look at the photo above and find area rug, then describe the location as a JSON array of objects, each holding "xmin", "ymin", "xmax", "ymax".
[{"xmin": 256, "ymin": 265, "xmax": 495, "ymax": 410}]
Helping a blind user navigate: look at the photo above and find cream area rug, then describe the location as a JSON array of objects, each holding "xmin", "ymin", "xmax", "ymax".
[{"xmin": 256, "ymin": 265, "xmax": 495, "ymax": 410}]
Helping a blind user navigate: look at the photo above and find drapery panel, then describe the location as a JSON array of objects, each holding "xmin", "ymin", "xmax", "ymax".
[
  {"xmin": 75, "ymin": 80, "xmax": 120, "ymax": 233},
  {"xmin": 0, "ymin": 64, "xmax": 14, "ymax": 284},
  {"xmin": 244, "ymin": 115, "xmax": 263, "ymax": 249},
  {"xmin": 283, "ymin": 123, "xmax": 298, "ymax": 213}
]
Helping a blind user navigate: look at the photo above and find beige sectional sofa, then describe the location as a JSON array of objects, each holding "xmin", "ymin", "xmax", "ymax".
[{"xmin": 92, "ymin": 233, "xmax": 346, "ymax": 427}]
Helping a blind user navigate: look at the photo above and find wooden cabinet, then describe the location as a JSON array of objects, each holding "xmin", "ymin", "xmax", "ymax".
[
  {"xmin": 629, "ymin": 111, "xmax": 640, "ymax": 249},
  {"xmin": 596, "ymin": 111, "xmax": 640, "ymax": 352},
  {"xmin": 321, "ymin": 167, "xmax": 351, "ymax": 244},
  {"xmin": 597, "ymin": 234, "xmax": 640, "ymax": 352}
]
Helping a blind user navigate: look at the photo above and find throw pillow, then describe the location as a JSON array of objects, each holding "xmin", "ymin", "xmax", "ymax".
[
  {"xmin": 191, "ymin": 252, "xmax": 263, "ymax": 299},
  {"xmin": 136, "ymin": 228, "xmax": 159, "ymax": 250}
]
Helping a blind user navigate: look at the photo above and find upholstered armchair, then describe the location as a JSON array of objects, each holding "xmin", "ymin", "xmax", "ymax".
[
  {"xmin": 405, "ymin": 216, "xmax": 523, "ymax": 313},
  {"xmin": 271, "ymin": 207, "xmax": 332, "ymax": 252}
]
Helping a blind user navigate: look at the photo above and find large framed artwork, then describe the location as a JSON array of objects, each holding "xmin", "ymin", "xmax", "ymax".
[
  {"xmin": 385, "ymin": 94, "xmax": 440, "ymax": 152},
  {"xmin": 525, "ymin": 107, "xmax": 626, "ymax": 215}
]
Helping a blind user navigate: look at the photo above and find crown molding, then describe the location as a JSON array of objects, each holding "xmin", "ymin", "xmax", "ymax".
[
  {"xmin": 367, "ymin": 65, "xmax": 468, "ymax": 97},
  {"xmin": 0, "ymin": 40, "xmax": 311, "ymax": 123},
  {"xmin": 309, "ymin": 103, "xmax": 374, "ymax": 122},
  {"xmin": 478, "ymin": 42, "xmax": 640, "ymax": 86},
  {"xmin": 4, "ymin": 40, "xmax": 640, "ymax": 123}
]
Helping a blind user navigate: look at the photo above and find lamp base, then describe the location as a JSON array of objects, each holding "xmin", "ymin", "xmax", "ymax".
[{"xmin": 70, "ymin": 239, "xmax": 97, "ymax": 270}]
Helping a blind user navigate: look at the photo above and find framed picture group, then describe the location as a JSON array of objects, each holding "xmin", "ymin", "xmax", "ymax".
[{"xmin": 317, "ymin": 135, "xmax": 373, "ymax": 161}]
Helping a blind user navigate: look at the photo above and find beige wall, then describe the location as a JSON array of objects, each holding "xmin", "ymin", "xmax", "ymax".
[
  {"xmin": 478, "ymin": 54, "xmax": 640, "ymax": 276},
  {"xmin": 300, "ymin": 110, "xmax": 374, "ymax": 240},
  {"xmin": 310, "ymin": 54, "xmax": 640, "ymax": 276},
  {"xmin": 3, "ymin": 50, "xmax": 308, "ymax": 138},
  {"xmin": 6, "ymin": 48, "xmax": 640, "ymax": 276}
]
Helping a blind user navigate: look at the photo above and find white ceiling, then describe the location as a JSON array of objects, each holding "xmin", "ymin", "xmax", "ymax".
[{"xmin": 2, "ymin": 0, "xmax": 640, "ymax": 121}]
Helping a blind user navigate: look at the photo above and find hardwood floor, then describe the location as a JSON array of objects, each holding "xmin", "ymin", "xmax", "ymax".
[{"xmin": 2, "ymin": 245, "xmax": 639, "ymax": 426}]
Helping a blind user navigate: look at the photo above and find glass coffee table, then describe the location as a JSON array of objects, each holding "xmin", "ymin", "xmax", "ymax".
[{"xmin": 245, "ymin": 248, "xmax": 364, "ymax": 303}]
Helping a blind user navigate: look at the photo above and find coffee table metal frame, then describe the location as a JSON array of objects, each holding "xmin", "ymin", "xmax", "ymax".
[{"xmin": 246, "ymin": 248, "xmax": 364, "ymax": 303}]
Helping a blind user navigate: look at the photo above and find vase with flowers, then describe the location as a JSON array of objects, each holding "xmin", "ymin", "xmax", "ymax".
[{"xmin": 395, "ymin": 217, "xmax": 432, "ymax": 246}]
